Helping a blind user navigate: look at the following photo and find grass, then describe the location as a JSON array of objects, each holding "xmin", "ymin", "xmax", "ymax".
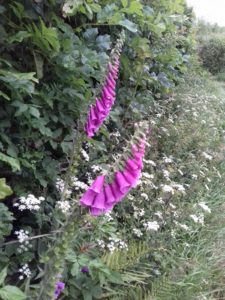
[{"xmin": 148, "ymin": 71, "xmax": 225, "ymax": 300}]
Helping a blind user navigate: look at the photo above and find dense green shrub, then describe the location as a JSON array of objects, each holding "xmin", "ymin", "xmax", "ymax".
[{"xmin": 199, "ymin": 37, "xmax": 225, "ymax": 74}]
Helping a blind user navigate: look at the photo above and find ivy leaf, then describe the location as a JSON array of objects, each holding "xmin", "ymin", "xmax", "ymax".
[
  {"xmin": 83, "ymin": 28, "xmax": 98, "ymax": 41},
  {"xmin": 96, "ymin": 35, "xmax": 111, "ymax": 51},
  {"xmin": 118, "ymin": 19, "xmax": 138, "ymax": 33},
  {"xmin": 0, "ymin": 152, "xmax": 20, "ymax": 172},
  {"xmin": 0, "ymin": 286, "xmax": 26, "ymax": 300},
  {"xmin": 0, "ymin": 267, "xmax": 7, "ymax": 286},
  {"xmin": 0, "ymin": 178, "xmax": 13, "ymax": 200}
]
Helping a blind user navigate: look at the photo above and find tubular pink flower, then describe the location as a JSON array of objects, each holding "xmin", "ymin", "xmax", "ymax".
[
  {"xmin": 84, "ymin": 35, "xmax": 124, "ymax": 138},
  {"xmin": 115, "ymin": 171, "xmax": 131, "ymax": 193},
  {"xmin": 92, "ymin": 190, "xmax": 106, "ymax": 209},
  {"xmin": 90, "ymin": 175, "xmax": 105, "ymax": 193},
  {"xmin": 104, "ymin": 184, "xmax": 116, "ymax": 204},
  {"xmin": 79, "ymin": 128, "xmax": 149, "ymax": 216}
]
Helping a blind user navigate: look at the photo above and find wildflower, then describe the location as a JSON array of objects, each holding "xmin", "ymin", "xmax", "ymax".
[
  {"xmin": 202, "ymin": 152, "xmax": 213, "ymax": 161},
  {"xmin": 81, "ymin": 266, "xmax": 89, "ymax": 274},
  {"xmin": 84, "ymin": 33, "xmax": 125, "ymax": 138},
  {"xmin": 80, "ymin": 131, "xmax": 148, "ymax": 216},
  {"xmin": 133, "ymin": 228, "xmax": 143, "ymax": 237},
  {"xmin": 54, "ymin": 281, "xmax": 65, "ymax": 299},
  {"xmin": 140, "ymin": 193, "xmax": 148, "ymax": 200},
  {"xmin": 162, "ymin": 184, "xmax": 174, "ymax": 194},
  {"xmin": 14, "ymin": 194, "xmax": 45, "ymax": 211},
  {"xmin": 56, "ymin": 200, "xmax": 71, "ymax": 215},
  {"xmin": 81, "ymin": 148, "xmax": 89, "ymax": 161},
  {"xmin": 190, "ymin": 214, "xmax": 204, "ymax": 225},
  {"xmin": 18, "ymin": 264, "xmax": 31, "ymax": 280},
  {"xmin": 178, "ymin": 223, "xmax": 189, "ymax": 231},
  {"xmin": 144, "ymin": 221, "xmax": 160, "ymax": 231},
  {"xmin": 198, "ymin": 202, "xmax": 211, "ymax": 213}
]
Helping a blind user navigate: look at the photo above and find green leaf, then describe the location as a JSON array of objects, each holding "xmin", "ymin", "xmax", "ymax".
[
  {"xmin": 8, "ymin": 31, "xmax": 31, "ymax": 43},
  {"xmin": 0, "ymin": 286, "xmax": 26, "ymax": 300},
  {"xmin": 0, "ymin": 267, "xmax": 7, "ymax": 286},
  {"xmin": 0, "ymin": 91, "xmax": 10, "ymax": 101},
  {"xmin": 33, "ymin": 51, "xmax": 44, "ymax": 79},
  {"xmin": 0, "ymin": 179, "xmax": 13, "ymax": 200},
  {"xmin": 0, "ymin": 152, "xmax": 20, "ymax": 172},
  {"xmin": 71, "ymin": 262, "xmax": 80, "ymax": 277},
  {"xmin": 96, "ymin": 35, "xmax": 111, "ymax": 51},
  {"xmin": 118, "ymin": 19, "xmax": 138, "ymax": 33},
  {"xmin": 29, "ymin": 106, "xmax": 40, "ymax": 118}
]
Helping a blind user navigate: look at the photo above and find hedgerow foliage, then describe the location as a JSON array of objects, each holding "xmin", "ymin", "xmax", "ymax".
[{"xmin": 0, "ymin": 0, "xmax": 194, "ymax": 299}]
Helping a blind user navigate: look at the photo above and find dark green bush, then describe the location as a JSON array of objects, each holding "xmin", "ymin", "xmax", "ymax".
[{"xmin": 199, "ymin": 37, "xmax": 225, "ymax": 74}]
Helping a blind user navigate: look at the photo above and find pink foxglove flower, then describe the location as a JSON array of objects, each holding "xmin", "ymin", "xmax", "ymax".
[
  {"xmin": 85, "ymin": 33, "xmax": 125, "ymax": 138},
  {"xmin": 79, "ymin": 132, "xmax": 148, "ymax": 216}
]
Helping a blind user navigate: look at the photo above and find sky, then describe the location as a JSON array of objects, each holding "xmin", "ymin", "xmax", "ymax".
[{"xmin": 186, "ymin": 0, "xmax": 225, "ymax": 26}]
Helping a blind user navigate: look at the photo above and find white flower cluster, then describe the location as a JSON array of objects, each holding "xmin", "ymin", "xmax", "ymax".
[
  {"xmin": 163, "ymin": 156, "xmax": 173, "ymax": 163},
  {"xmin": 56, "ymin": 200, "xmax": 71, "ymax": 215},
  {"xmin": 133, "ymin": 228, "xmax": 143, "ymax": 237},
  {"xmin": 97, "ymin": 237, "xmax": 128, "ymax": 252},
  {"xmin": 56, "ymin": 178, "xmax": 72, "ymax": 198},
  {"xmin": 18, "ymin": 264, "xmax": 31, "ymax": 280},
  {"xmin": 162, "ymin": 184, "xmax": 174, "ymax": 194},
  {"xmin": 201, "ymin": 152, "xmax": 213, "ymax": 161},
  {"xmin": 15, "ymin": 230, "xmax": 32, "ymax": 253},
  {"xmin": 81, "ymin": 149, "xmax": 89, "ymax": 162},
  {"xmin": 14, "ymin": 194, "xmax": 45, "ymax": 211},
  {"xmin": 133, "ymin": 206, "xmax": 145, "ymax": 219},
  {"xmin": 107, "ymin": 237, "xmax": 128, "ymax": 252},
  {"xmin": 190, "ymin": 214, "xmax": 204, "ymax": 225},
  {"xmin": 91, "ymin": 165, "xmax": 103, "ymax": 172},
  {"xmin": 143, "ymin": 159, "xmax": 156, "ymax": 167},
  {"xmin": 198, "ymin": 201, "xmax": 211, "ymax": 213},
  {"xmin": 143, "ymin": 221, "xmax": 160, "ymax": 231},
  {"xmin": 71, "ymin": 176, "xmax": 88, "ymax": 191}
]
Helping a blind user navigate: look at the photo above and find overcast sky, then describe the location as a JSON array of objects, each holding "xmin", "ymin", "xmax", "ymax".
[{"xmin": 186, "ymin": 0, "xmax": 225, "ymax": 26}]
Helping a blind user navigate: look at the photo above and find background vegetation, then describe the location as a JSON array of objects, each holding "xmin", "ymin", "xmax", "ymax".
[{"xmin": 1, "ymin": 1, "xmax": 225, "ymax": 300}]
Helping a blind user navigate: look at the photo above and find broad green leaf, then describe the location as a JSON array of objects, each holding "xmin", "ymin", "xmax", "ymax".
[
  {"xmin": 121, "ymin": 0, "xmax": 128, "ymax": 8},
  {"xmin": 118, "ymin": 19, "xmax": 138, "ymax": 33},
  {"xmin": 29, "ymin": 106, "xmax": 40, "ymax": 118},
  {"xmin": 71, "ymin": 262, "xmax": 80, "ymax": 277},
  {"xmin": 0, "ymin": 152, "xmax": 20, "ymax": 172},
  {"xmin": 96, "ymin": 35, "xmax": 111, "ymax": 51},
  {"xmin": 0, "ymin": 267, "xmax": 7, "ymax": 286},
  {"xmin": 0, "ymin": 179, "xmax": 13, "ymax": 200},
  {"xmin": 0, "ymin": 286, "xmax": 26, "ymax": 300}
]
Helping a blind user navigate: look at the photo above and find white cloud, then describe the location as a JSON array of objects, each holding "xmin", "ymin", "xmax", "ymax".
[{"xmin": 186, "ymin": 0, "xmax": 225, "ymax": 26}]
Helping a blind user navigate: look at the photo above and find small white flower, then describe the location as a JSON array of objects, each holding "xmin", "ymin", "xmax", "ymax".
[
  {"xmin": 202, "ymin": 152, "xmax": 213, "ymax": 161},
  {"xmin": 140, "ymin": 193, "xmax": 148, "ymax": 200},
  {"xmin": 81, "ymin": 148, "xmax": 89, "ymax": 162},
  {"xmin": 143, "ymin": 159, "xmax": 156, "ymax": 167},
  {"xmin": 162, "ymin": 185, "xmax": 174, "ymax": 194},
  {"xmin": 178, "ymin": 223, "xmax": 189, "ymax": 231},
  {"xmin": 198, "ymin": 202, "xmax": 211, "ymax": 213},
  {"xmin": 56, "ymin": 200, "xmax": 71, "ymax": 215},
  {"xmin": 144, "ymin": 221, "xmax": 160, "ymax": 231},
  {"xmin": 190, "ymin": 214, "xmax": 204, "ymax": 225},
  {"xmin": 163, "ymin": 156, "xmax": 173, "ymax": 163},
  {"xmin": 133, "ymin": 228, "xmax": 143, "ymax": 237},
  {"xmin": 192, "ymin": 174, "xmax": 198, "ymax": 180}
]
